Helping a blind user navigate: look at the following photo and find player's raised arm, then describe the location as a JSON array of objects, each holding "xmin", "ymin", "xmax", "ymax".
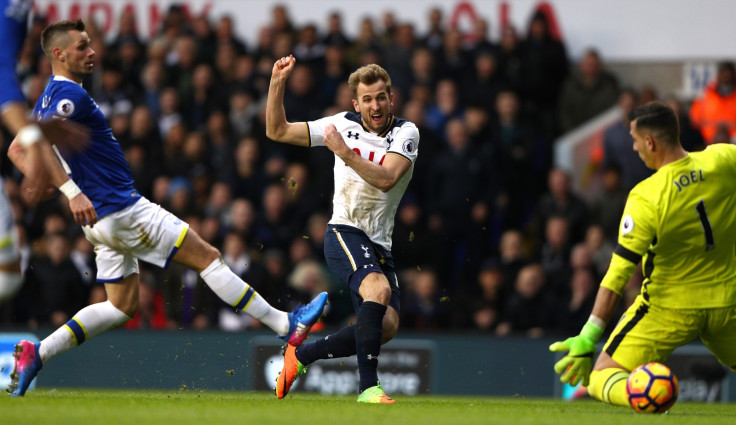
[{"xmin": 265, "ymin": 55, "xmax": 310, "ymax": 146}]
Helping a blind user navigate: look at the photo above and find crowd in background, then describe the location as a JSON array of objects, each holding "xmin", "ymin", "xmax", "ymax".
[{"xmin": 0, "ymin": 4, "xmax": 731, "ymax": 337}]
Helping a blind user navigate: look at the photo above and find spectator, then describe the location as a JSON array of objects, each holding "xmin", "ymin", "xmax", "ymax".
[
  {"xmin": 293, "ymin": 23, "xmax": 326, "ymax": 71},
  {"xmin": 689, "ymin": 61, "xmax": 736, "ymax": 144},
  {"xmin": 15, "ymin": 233, "xmax": 89, "ymax": 328},
  {"xmin": 165, "ymin": 35, "xmax": 199, "ymax": 102},
  {"xmin": 467, "ymin": 260, "xmax": 505, "ymax": 331},
  {"xmin": 520, "ymin": 11, "xmax": 569, "ymax": 139},
  {"xmin": 435, "ymin": 28, "xmax": 470, "ymax": 82},
  {"xmin": 537, "ymin": 215, "xmax": 572, "ymax": 300},
  {"xmin": 558, "ymin": 49, "xmax": 619, "ymax": 133},
  {"xmin": 215, "ymin": 15, "xmax": 247, "ymax": 55},
  {"xmin": 555, "ymin": 267, "xmax": 596, "ymax": 333},
  {"xmin": 531, "ymin": 168, "xmax": 589, "ymax": 246},
  {"xmin": 401, "ymin": 269, "xmax": 451, "ymax": 330},
  {"xmin": 584, "ymin": 224, "xmax": 614, "ymax": 277},
  {"xmin": 228, "ymin": 137, "xmax": 268, "ymax": 204},
  {"xmin": 186, "ymin": 63, "xmax": 222, "ymax": 130},
  {"xmin": 424, "ymin": 78, "xmax": 463, "ymax": 136},
  {"xmin": 322, "ymin": 11, "xmax": 351, "ymax": 48},
  {"xmin": 94, "ymin": 58, "xmax": 134, "ymax": 120},
  {"xmin": 461, "ymin": 51, "xmax": 504, "ymax": 113},
  {"xmin": 466, "ymin": 17, "xmax": 498, "ymax": 58},
  {"xmin": 426, "ymin": 118, "xmax": 496, "ymax": 248},
  {"xmin": 602, "ymin": 89, "xmax": 653, "ymax": 191},
  {"xmin": 253, "ymin": 183, "xmax": 294, "ymax": 252},
  {"xmin": 392, "ymin": 194, "xmax": 445, "ymax": 278},
  {"xmin": 420, "ymin": 7, "xmax": 443, "ymax": 51},
  {"xmin": 497, "ymin": 24, "xmax": 524, "ymax": 93},
  {"xmin": 490, "ymin": 90, "xmax": 539, "ymax": 227},
  {"xmin": 664, "ymin": 95, "xmax": 705, "ymax": 152},
  {"xmin": 382, "ymin": 23, "xmax": 416, "ymax": 95},
  {"xmin": 498, "ymin": 229, "xmax": 528, "ymax": 290},
  {"xmin": 589, "ymin": 163, "xmax": 627, "ymax": 242},
  {"xmin": 496, "ymin": 263, "xmax": 554, "ymax": 337}
]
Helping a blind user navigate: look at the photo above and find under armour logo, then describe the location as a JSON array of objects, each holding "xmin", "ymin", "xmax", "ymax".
[
  {"xmin": 361, "ymin": 245, "xmax": 370, "ymax": 258},
  {"xmin": 346, "ymin": 131, "xmax": 359, "ymax": 140}
]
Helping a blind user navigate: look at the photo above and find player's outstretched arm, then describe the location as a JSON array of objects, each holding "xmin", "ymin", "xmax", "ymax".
[
  {"xmin": 265, "ymin": 55, "xmax": 309, "ymax": 146},
  {"xmin": 549, "ymin": 287, "xmax": 621, "ymax": 386}
]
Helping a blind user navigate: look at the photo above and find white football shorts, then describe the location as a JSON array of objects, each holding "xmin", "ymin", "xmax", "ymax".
[{"xmin": 82, "ymin": 197, "xmax": 189, "ymax": 283}]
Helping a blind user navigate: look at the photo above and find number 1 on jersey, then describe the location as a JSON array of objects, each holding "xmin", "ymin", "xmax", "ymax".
[{"xmin": 695, "ymin": 199, "xmax": 714, "ymax": 251}]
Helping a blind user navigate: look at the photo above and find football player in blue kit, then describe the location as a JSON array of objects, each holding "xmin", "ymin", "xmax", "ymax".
[
  {"xmin": 267, "ymin": 55, "xmax": 420, "ymax": 403},
  {"xmin": 6, "ymin": 20, "xmax": 328, "ymax": 397}
]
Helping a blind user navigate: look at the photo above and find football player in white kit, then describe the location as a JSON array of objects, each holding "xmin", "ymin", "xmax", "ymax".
[{"xmin": 267, "ymin": 56, "xmax": 419, "ymax": 403}]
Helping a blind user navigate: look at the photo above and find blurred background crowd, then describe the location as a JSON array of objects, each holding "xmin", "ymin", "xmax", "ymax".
[{"xmin": 0, "ymin": 3, "xmax": 733, "ymax": 337}]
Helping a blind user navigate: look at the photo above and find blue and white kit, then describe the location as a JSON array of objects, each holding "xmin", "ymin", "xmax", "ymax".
[{"xmin": 33, "ymin": 75, "xmax": 188, "ymax": 282}]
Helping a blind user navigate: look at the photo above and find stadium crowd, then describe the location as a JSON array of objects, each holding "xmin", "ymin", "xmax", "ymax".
[{"xmin": 0, "ymin": 4, "xmax": 728, "ymax": 337}]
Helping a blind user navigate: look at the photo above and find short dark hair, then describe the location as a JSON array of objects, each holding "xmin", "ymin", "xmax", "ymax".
[
  {"xmin": 629, "ymin": 101, "xmax": 680, "ymax": 146},
  {"xmin": 41, "ymin": 19, "xmax": 86, "ymax": 59}
]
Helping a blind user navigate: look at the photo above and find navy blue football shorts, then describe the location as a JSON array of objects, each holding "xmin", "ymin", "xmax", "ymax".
[{"xmin": 324, "ymin": 224, "xmax": 400, "ymax": 314}]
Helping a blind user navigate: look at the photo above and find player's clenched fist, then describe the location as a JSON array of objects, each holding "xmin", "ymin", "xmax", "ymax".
[{"xmin": 272, "ymin": 55, "xmax": 296, "ymax": 79}]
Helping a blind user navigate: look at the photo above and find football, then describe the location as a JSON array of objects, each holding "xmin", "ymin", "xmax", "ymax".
[{"xmin": 626, "ymin": 362, "xmax": 679, "ymax": 414}]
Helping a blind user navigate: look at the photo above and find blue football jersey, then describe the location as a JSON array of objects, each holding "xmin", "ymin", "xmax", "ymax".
[
  {"xmin": 33, "ymin": 76, "xmax": 141, "ymax": 218},
  {"xmin": 0, "ymin": 0, "xmax": 31, "ymax": 108}
]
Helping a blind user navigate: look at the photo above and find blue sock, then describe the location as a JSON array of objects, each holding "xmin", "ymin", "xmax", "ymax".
[
  {"xmin": 296, "ymin": 325, "xmax": 357, "ymax": 365},
  {"xmin": 356, "ymin": 301, "xmax": 386, "ymax": 393}
]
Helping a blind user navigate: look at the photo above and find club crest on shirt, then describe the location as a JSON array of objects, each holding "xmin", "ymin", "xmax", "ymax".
[
  {"xmin": 56, "ymin": 99, "xmax": 75, "ymax": 117},
  {"xmin": 402, "ymin": 139, "xmax": 415, "ymax": 154},
  {"xmin": 621, "ymin": 215, "xmax": 634, "ymax": 235}
]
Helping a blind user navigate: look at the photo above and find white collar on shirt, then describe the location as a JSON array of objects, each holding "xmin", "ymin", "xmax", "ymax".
[{"xmin": 53, "ymin": 75, "xmax": 83, "ymax": 86}]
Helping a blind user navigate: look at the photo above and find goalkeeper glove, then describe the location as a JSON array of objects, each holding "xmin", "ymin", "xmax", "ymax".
[{"xmin": 549, "ymin": 321, "xmax": 603, "ymax": 387}]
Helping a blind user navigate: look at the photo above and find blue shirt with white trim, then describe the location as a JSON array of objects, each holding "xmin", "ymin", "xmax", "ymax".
[{"xmin": 33, "ymin": 76, "xmax": 140, "ymax": 218}]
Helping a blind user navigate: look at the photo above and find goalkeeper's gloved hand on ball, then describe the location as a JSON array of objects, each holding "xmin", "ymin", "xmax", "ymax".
[{"xmin": 549, "ymin": 321, "xmax": 602, "ymax": 387}]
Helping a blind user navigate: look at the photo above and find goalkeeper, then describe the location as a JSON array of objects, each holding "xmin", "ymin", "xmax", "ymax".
[{"xmin": 551, "ymin": 101, "xmax": 736, "ymax": 407}]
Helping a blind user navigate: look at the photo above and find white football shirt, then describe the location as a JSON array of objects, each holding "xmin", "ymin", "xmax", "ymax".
[{"xmin": 307, "ymin": 112, "xmax": 419, "ymax": 250}]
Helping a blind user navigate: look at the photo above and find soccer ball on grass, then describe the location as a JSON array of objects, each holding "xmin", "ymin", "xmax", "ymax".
[{"xmin": 626, "ymin": 362, "xmax": 678, "ymax": 414}]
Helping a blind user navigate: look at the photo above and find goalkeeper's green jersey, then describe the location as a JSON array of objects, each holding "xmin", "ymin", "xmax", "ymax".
[{"xmin": 601, "ymin": 143, "xmax": 736, "ymax": 308}]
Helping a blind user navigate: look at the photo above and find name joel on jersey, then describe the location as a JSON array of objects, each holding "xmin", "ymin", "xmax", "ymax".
[{"xmin": 673, "ymin": 169, "xmax": 704, "ymax": 192}]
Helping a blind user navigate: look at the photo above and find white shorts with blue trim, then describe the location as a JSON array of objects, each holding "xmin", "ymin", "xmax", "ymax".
[{"xmin": 82, "ymin": 197, "xmax": 189, "ymax": 283}]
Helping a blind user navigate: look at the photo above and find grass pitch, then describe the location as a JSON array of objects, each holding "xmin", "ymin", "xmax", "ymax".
[{"xmin": 1, "ymin": 389, "xmax": 735, "ymax": 425}]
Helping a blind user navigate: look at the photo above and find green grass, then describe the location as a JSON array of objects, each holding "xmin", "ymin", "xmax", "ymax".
[{"xmin": 1, "ymin": 389, "xmax": 735, "ymax": 425}]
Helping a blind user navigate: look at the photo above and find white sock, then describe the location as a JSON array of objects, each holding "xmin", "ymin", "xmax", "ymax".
[
  {"xmin": 39, "ymin": 300, "xmax": 131, "ymax": 362},
  {"xmin": 200, "ymin": 258, "xmax": 289, "ymax": 334},
  {"xmin": 0, "ymin": 271, "xmax": 22, "ymax": 303}
]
